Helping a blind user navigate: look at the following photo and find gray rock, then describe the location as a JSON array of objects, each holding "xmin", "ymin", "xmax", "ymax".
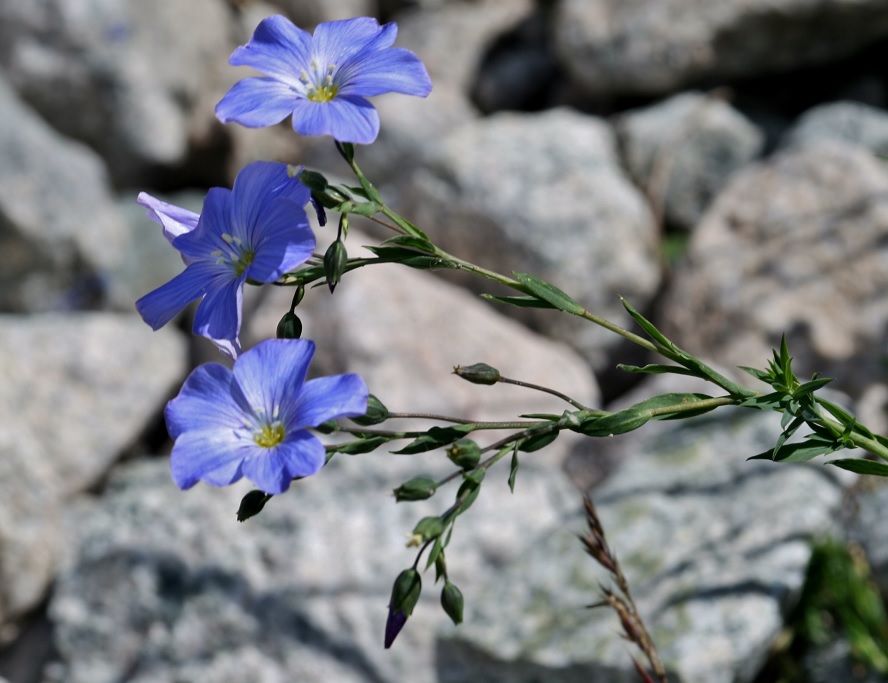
[
  {"xmin": 781, "ymin": 100, "xmax": 888, "ymax": 157},
  {"xmin": 0, "ymin": 0, "xmax": 235, "ymax": 185},
  {"xmin": 660, "ymin": 142, "xmax": 888, "ymax": 407},
  {"xmin": 554, "ymin": 0, "xmax": 888, "ymax": 99},
  {"xmin": 394, "ymin": 0, "xmax": 533, "ymax": 94},
  {"xmin": 616, "ymin": 91, "xmax": 764, "ymax": 232},
  {"xmin": 47, "ymin": 431, "xmax": 584, "ymax": 682},
  {"xmin": 264, "ymin": 0, "xmax": 377, "ymax": 25},
  {"xmin": 404, "ymin": 108, "xmax": 660, "ymax": 371},
  {"xmin": 0, "ymin": 75, "xmax": 126, "ymax": 313},
  {"xmin": 0, "ymin": 314, "xmax": 187, "ymax": 627},
  {"xmin": 449, "ymin": 375, "xmax": 849, "ymax": 683}
]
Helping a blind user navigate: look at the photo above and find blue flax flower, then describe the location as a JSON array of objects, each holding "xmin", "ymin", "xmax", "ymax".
[
  {"xmin": 216, "ymin": 15, "xmax": 432, "ymax": 144},
  {"xmin": 166, "ymin": 338, "xmax": 368, "ymax": 494},
  {"xmin": 136, "ymin": 161, "xmax": 315, "ymax": 357}
]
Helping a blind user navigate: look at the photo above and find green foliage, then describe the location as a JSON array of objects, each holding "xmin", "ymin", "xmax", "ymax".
[{"xmin": 758, "ymin": 540, "xmax": 888, "ymax": 682}]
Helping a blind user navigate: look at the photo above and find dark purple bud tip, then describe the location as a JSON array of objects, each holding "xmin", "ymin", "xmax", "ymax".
[{"xmin": 384, "ymin": 607, "xmax": 408, "ymax": 649}]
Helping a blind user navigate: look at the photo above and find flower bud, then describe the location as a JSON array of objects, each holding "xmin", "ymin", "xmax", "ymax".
[
  {"xmin": 385, "ymin": 568, "xmax": 422, "ymax": 648},
  {"xmin": 276, "ymin": 311, "xmax": 303, "ymax": 339},
  {"xmin": 440, "ymin": 581, "xmax": 464, "ymax": 625},
  {"xmin": 292, "ymin": 167, "xmax": 329, "ymax": 192},
  {"xmin": 236, "ymin": 490, "xmax": 272, "ymax": 522},
  {"xmin": 453, "ymin": 363, "xmax": 501, "ymax": 385},
  {"xmin": 324, "ymin": 239, "xmax": 348, "ymax": 292},
  {"xmin": 412, "ymin": 516, "xmax": 445, "ymax": 542},
  {"xmin": 393, "ymin": 476, "xmax": 437, "ymax": 501},
  {"xmin": 446, "ymin": 438, "xmax": 481, "ymax": 470},
  {"xmin": 351, "ymin": 394, "xmax": 389, "ymax": 426}
]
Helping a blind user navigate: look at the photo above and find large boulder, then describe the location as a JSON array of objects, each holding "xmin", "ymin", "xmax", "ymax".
[
  {"xmin": 0, "ymin": 314, "xmax": 186, "ymax": 629},
  {"xmin": 554, "ymin": 0, "xmax": 888, "ymax": 99},
  {"xmin": 404, "ymin": 108, "xmax": 660, "ymax": 372},
  {"xmin": 0, "ymin": 75, "xmax": 126, "ymax": 313},
  {"xmin": 661, "ymin": 142, "xmax": 888, "ymax": 413},
  {"xmin": 0, "ymin": 0, "xmax": 235, "ymax": 186}
]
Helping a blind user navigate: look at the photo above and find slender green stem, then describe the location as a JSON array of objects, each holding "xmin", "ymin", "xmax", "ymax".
[
  {"xmin": 385, "ymin": 412, "xmax": 475, "ymax": 424},
  {"xmin": 810, "ymin": 403, "xmax": 888, "ymax": 462},
  {"xmin": 498, "ymin": 375, "xmax": 594, "ymax": 411}
]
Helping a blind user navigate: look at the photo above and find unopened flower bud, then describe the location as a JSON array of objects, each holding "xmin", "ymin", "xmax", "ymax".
[
  {"xmin": 276, "ymin": 311, "xmax": 303, "ymax": 339},
  {"xmin": 393, "ymin": 476, "xmax": 437, "ymax": 501},
  {"xmin": 351, "ymin": 394, "xmax": 389, "ymax": 426},
  {"xmin": 292, "ymin": 167, "xmax": 329, "ymax": 192},
  {"xmin": 385, "ymin": 568, "xmax": 422, "ymax": 648},
  {"xmin": 324, "ymin": 239, "xmax": 348, "ymax": 292},
  {"xmin": 236, "ymin": 490, "xmax": 272, "ymax": 522},
  {"xmin": 453, "ymin": 363, "xmax": 501, "ymax": 385},
  {"xmin": 412, "ymin": 516, "xmax": 445, "ymax": 542},
  {"xmin": 440, "ymin": 581, "xmax": 464, "ymax": 625},
  {"xmin": 446, "ymin": 438, "xmax": 481, "ymax": 470}
]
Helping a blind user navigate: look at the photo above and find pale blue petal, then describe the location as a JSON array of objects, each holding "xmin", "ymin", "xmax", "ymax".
[
  {"xmin": 338, "ymin": 48, "xmax": 432, "ymax": 97},
  {"xmin": 230, "ymin": 161, "xmax": 310, "ymax": 244},
  {"xmin": 228, "ymin": 14, "xmax": 312, "ymax": 87},
  {"xmin": 173, "ymin": 188, "xmax": 234, "ymax": 262},
  {"xmin": 135, "ymin": 262, "xmax": 218, "ymax": 330},
  {"xmin": 289, "ymin": 96, "xmax": 379, "ymax": 143},
  {"xmin": 312, "ymin": 17, "xmax": 394, "ymax": 65},
  {"xmin": 288, "ymin": 374, "xmax": 369, "ymax": 428},
  {"xmin": 137, "ymin": 192, "xmax": 199, "ymax": 242},
  {"xmin": 233, "ymin": 339, "xmax": 315, "ymax": 418},
  {"xmin": 241, "ymin": 431, "xmax": 325, "ymax": 494},
  {"xmin": 245, "ymin": 202, "xmax": 314, "ymax": 282},
  {"xmin": 169, "ymin": 429, "xmax": 248, "ymax": 490},
  {"xmin": 193, "ymin": 277, "xmax": 243, "ymax": 351},
  {"xmin": 164, "ymin": 363, "xmax": 247, "ymax": 439},
  {"xmin": 215, "ymin": 78, "xmax": 301, "ymax": 127}
]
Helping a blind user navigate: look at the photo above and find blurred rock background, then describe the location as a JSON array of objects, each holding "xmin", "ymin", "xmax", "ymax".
[{"xmin": 1, "ymin": 0, "xmax": 888, "ymax": 681}]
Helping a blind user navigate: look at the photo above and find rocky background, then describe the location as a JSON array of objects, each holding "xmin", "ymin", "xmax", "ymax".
[{"xmin": 2, "ymin": 0, "xmax": 888, "ymax": 681}]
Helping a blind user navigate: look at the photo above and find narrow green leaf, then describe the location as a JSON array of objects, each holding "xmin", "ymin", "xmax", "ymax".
[
  {"xmin": 393, "ymin": 425, "xmax": 474, "ymax": 454},
  {"xmin": 426, "ymin": 536, "xmax": 444, "ymax": 570},
  {"xmin": 738, "ymin": 365, "xmax": 773, "ymax": 383},
  {"xmin": 616, "ymin": 363, "xmax": 697, "ymax": 377},
  {"xmin": 379, "ymin": 234, "xmax": 436, "ymax": 253},
  {"xmin": 513, "ymin": 272, "xmax": 584, "ymax": 315},
  {"xmin": 508, "ymin": 448, "xmax": 519, "ymax": 493},
  {"xmin": 481, "ymin": 294, "xmax": 557, "ymax": 310},
  {"xmin": 518, "ymin": 431, "xmax": 559, "ymax": 453},
  {"xmin": 620, "ymin": 298, "xmax": 675, "ymax": 350},
  {"xmin": 330, "ymin": 436, "xmax": 390, "ymax": 455},
  {"xmin": 767, "ymin": 439, "xmax": 839, "ymax": 463},
  {"xmin": 738, "ymin": 391, "xmax": 786, "ymax": 411},
  {"xmin": 827, "ymin": 458, "xmax": 888, "ymax": 477},
  {"xmin": 794, "ymin": 377, "xmax": 833, "ymax": 398}
]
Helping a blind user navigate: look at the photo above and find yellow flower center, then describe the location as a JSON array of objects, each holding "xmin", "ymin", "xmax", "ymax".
[
  {"xmin": 301, "ymin": 61, "xmax": 339, "ymax": 103},
  {"xmin": 254, "ymin": 421, "xmax": 285, "ymax": 448}
]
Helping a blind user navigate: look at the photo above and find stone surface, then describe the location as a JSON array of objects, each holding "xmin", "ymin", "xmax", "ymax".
[
  {"xmin": 661, "ymin": 142, "xmax": 888, "ymax": 408},
  {"xmin": 448, "ymin": 374, "xmax": 849, "ymax": 683},
  {"xmin": 554, "ymin": 0, "xmax": 888, "ymax": 99},
  {"xmin": 0, "ymin": 314, "xmax": 187, "ymax": 627},
  {"xmin": 265, "ymin": 0, "xmax": 376, "ymax": 26},
  {"xmin": 46, "ymin": 430, "xmax": 584, "ymax": 682},
  {"xmin": 616, "ymin": 91, "xmax": 764, "ymax": 232},
  {"xmin": 404, "ymin": 108, "xmax": 660, "ymax": 372},
  {"xmin": 0, "ymin": 0, "xmax": 235, "ymax": 185},
  {"xmin": 0, "ymin": 75, "xmax": 126, "ymax": 313},
  {"xmin": 781, "ymin": 100, "xmax": 888, "ymax": 157}
]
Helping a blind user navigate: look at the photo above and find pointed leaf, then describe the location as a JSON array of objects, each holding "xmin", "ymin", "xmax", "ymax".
[
  {"xmin": 827, "ymin": 458, "xmax": 888, "ymax": 477},
  {"xmin": 514, "ymin": 272, "xmax": 584, "ymax": 315}
]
